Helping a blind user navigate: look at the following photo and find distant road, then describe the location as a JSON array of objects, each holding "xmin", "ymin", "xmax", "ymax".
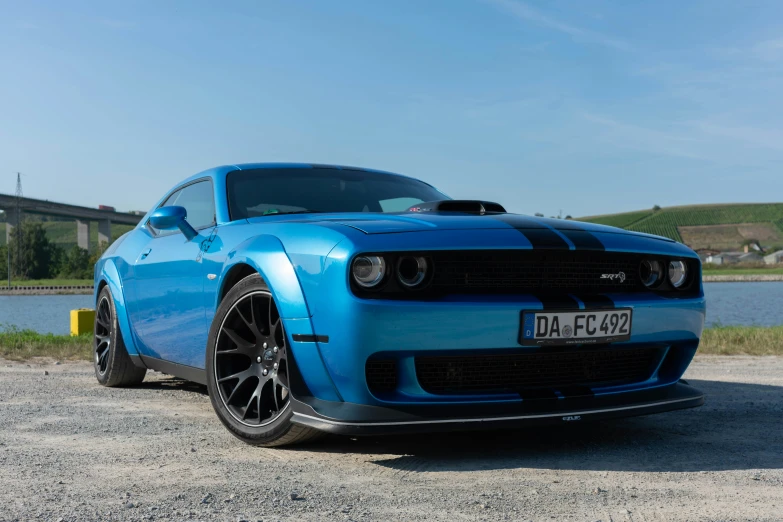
[{"xmin": 0, "ymin": 193, "xmax": 142, "ymax": 225}]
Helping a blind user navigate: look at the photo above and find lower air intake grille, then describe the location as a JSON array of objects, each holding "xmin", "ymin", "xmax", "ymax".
[
  {"xmin": 415, "ymin": 348, "xmax": 660, "ymax": 394},
  {"xmin": 366, "ymin": 359, "xmax": 397, "ymax": 393}
]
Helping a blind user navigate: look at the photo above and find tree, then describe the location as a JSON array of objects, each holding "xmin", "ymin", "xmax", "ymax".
[
  {"xmin": 0, "ymin": 244, "xmax": 7, "ymax": 282},
  {"xmin": 56, "ymin": 245, "xmax": 92, "ymax": 279},
  {"xmin": 534, "ymin": 212, "xmax": 544, "ymax": 217},
  {"xmin": 8, "ymin": 221, "xmax": 57, "ymax": 280},
  {"xmin": 653, "ymin": 205, "xmax": 661, "ymax": 211}
]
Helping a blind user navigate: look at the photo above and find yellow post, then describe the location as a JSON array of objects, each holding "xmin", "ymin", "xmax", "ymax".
[{"xmin": 70, "ymin": 309, "xmax": 96, "ymax": 336}]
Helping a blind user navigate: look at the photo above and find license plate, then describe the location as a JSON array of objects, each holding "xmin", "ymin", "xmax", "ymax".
[{"xmin": 520, "ymin": 309, "xmax": 632, "ymax": 346}]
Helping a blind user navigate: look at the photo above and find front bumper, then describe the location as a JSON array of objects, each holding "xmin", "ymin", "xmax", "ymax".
[{"xmin": 289, "ymin": 380, "xmax": 704, "ymax": 436}]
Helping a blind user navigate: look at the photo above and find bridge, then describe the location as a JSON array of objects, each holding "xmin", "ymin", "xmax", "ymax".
[{"xmin": 0, "ymin": 193, "xmax": 143, "ymax": 251}]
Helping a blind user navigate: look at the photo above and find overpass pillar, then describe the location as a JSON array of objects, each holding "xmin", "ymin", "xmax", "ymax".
[
  {"xmin": 76, "ymin": 220, "xmax": 91, "ymax": 252},
  {"xmin": 4, "ymin": 208, "xmax": 20, "ymax": 245},
  {"xmin": 98, "ymin": 219, "xmax": 112, "ymax": 248}
]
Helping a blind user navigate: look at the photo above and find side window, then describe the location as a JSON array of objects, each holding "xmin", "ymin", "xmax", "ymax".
[{"xmin": 151, "ymin": 180, "xmax": 216, "ymax": 235}]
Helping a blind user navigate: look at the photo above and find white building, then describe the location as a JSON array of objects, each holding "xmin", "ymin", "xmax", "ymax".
[{"xmin": 764, "ymin": 250, "xmax": 783, "ymax": 265}]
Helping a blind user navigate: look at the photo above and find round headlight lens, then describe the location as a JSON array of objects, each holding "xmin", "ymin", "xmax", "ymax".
[
  {"xmin": 397, "ymin": 256, "xmax": 428, "ymax": 288},
  {"xmin": 352, "ymin": 256, "xmax": 386, "ymax": 288},
  {"xmin": 639, "ymin": 260, "xmax": 664, "ymax": 288},
  {"xmin": 668, "ymin": 260, "xmax": 688, "ymax": 288}
]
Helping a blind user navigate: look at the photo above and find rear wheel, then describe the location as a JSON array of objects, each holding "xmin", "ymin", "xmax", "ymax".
[
  {"xmin": 94, "ymin": 286, "xmax": 147, "ymax": 387},
  {"xmin": 206, "ymin": 274, "xmax": 323, "ymax": 446}
]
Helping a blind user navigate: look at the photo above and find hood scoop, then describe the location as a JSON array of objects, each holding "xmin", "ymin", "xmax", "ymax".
[{"xmin": 407, "ymin": 200, "xmax": 506, "ymax": 215}]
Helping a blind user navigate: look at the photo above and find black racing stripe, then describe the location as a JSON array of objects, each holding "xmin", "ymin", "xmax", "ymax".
[
  {"xmin": 578, "ymin": 295, "xmax": 616, "ymax": 310},
  {"xmin": 558, "ymin": 229, "xmax": 605, "ymax": 251},
  {"xmin": 492, "ymin": 215, "xmax": 570, "ymax": 250},
  {"xmin": 536, "ymin": 294, "xmax": 580, "ymax": 310},
  {"xmin": 520, "ymin": 229, "xmax": 571, "ymax": 249}
]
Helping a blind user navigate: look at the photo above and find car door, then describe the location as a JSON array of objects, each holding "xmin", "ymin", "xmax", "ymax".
[{"xmin": 129, "ymin": 179, "xmax": 217, "ymax": 369}]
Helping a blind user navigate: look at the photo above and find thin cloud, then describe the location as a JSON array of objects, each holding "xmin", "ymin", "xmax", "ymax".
[
  {"xmin": 485, "ymin": 0, "xmax": 632, "ymax": 51},
  {"xmin": 583, "ymin": 113, "xmax": 705, "ymax": 160},
  {"xmin": 753, "ymin": 38, "xmax": 783, "ymax": 62},
  {"xmin": 693, "ymin": 122, "xmax": 783, "ymax": 153}
]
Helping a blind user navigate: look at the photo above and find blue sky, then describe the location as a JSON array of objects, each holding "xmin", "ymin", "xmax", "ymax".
[{"xmin": 1, "ymin": 0, "xmax": 782, "ymax": 217}]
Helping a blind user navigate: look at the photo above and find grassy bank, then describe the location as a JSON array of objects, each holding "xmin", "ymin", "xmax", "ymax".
[
  {"xmin": 699, "ymin": 326, "xmax": 783, "ymax": 356},
  {"xmin": 702, "ymin": 267, "xmax": 783, "ymax": 277},
  {"xmin": 0, "ymin": 328, "xmax": 92, "ymax": 361},
  {"xmin": 1, "ymin": 326, "xmax": 782, "ymax": 361},
  {"xmin": 6, "ymin": 279, "xmax": 93, "ymax": 287}
]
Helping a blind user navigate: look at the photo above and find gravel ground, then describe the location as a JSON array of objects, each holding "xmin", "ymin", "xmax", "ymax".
[{"xmin": 0, "ymin": 356, "xmax": 781, "ymax": 522}]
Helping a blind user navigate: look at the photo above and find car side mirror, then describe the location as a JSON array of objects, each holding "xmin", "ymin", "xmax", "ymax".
[{"xmin": 149, "ymin": 206, "xmax": 198, "ymax": 241}]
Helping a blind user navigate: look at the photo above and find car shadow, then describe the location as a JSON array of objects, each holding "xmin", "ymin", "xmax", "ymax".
[
  {"xmin": 136, "ymin": 376, "xmax": 782, "ymax": 472},
  {"xmin": 299, "ymin": 379, "xmax": 783, "ymax": 473},
  {"xmin": 138, "ymin": 378, "xmax": 208, "ymax": 395}
]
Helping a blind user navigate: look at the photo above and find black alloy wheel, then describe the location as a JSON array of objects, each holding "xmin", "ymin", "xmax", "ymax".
[
  {"xmin": 206, "ymin": 273, "xmax": 323, "ymax": 446},
  {"xmin": 93, "ymin": 285, "xmax": 147, "ymax": 387},
  {"xmin": 214, "ymin": 290, "xmax": 290, "ymax": 426},
  {"xmin": 94, "ymin": 295, "xmax": 113, "ymax": 376}
]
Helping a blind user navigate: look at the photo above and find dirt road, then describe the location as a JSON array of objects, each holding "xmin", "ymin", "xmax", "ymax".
[{"xmin": 1, "ymin": 356, "xmax": 781, "ymax": 521}]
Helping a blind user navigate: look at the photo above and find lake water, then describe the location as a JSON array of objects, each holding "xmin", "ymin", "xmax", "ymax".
[{"xmin": 0, "ymin": 283, "xmax": 781, "ymax": 335}]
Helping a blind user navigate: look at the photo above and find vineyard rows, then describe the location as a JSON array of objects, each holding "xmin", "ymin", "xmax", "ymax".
[{"xmin": 581, "ymin": 204, "xmax": 783, "ymax": 242}]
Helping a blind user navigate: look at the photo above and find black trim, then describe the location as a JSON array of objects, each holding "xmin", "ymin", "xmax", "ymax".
[
  {"xmin": 129, "ymin": 354, "xmax": 147, "ymax": 370},
  {"xmin": 292, "ymin": 334, "xmax": 329, "ymax": 343},
  {"xmin": 138, "ymin": 355, "xmax": 207, "ymax": 385},
  {"xmin": 288, "ymin": 382, "xmax": 704, "ymax": 436},
  {"xmin": 406, "ymin": 200, "xmax": 506, "ymax": 214}
]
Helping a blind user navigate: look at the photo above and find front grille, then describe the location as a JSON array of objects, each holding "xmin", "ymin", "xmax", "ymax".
[
  {"xmin": 415, "ymin": 347, "xmax": 661, "ymax": 394},
  {"xmin": 366, "ymin": 359, "xmax": 397, "ymax": 393},
  {"xmin": 429, "ymin": 250, "xmax": 642, "ymax": 293}
]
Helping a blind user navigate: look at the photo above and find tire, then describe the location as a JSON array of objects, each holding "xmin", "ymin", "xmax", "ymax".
[
  {"xmin": 94, "ymin": 286, "xmax": 147, "ymax": 387},
  {"xmin": 206, "ymin": 273, "xmax": 323, "ymax": 447}
]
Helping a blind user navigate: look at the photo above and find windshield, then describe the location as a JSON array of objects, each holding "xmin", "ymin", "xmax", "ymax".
[{"xmin": 226, "ymin": 168, "xmax": 448, "ymax": 219}]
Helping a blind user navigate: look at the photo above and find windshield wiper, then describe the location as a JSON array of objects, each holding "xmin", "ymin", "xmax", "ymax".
[
  {"xmin": 277, "ymin": 210, "xmax": 327, "ymax": 215},
  {"xmin": 261, "ymin": 209, "xmax": 327, "ymax": 216}
]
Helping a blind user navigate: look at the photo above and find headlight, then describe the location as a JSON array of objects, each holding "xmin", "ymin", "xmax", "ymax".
[
  {"xmin": 668, "ymin": 260, "xmax": 688, "ymax": 288},
  {"xmin": 397, "ymin": 256, "xmax": 428, "ymax": 288},
  {"xmin": 352, "ymin": 256, "xmax": 386, "ymax": 288},
  {"xmin": 639, "ymin": 259, "xmax": 664, "ymax": 288}
]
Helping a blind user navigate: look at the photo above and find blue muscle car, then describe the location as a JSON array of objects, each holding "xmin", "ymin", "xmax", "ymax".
[{"xmin": 93, "ymin": 163, "xmax": 705, "ymax": 446}]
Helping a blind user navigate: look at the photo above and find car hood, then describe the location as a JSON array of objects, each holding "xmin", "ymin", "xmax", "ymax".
[{"xmin": 305, "ymin": 212, "xmax": 673, "ymax": 242}]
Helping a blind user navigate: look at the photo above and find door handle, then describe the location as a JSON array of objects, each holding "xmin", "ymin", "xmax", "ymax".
[{"xmin": 140, "ymin": 248, "xmax": 152, "ymax": 260}]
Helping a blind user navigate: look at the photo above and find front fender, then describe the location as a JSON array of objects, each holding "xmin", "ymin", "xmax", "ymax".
[
  {"xmin": 95, "ymin": 258, "xmax": 141, "ymax": 357},
  {"xmin": 218, "ymin": 235, "xmax": 312, "ymax": 319},
  {"xmin": 216, "ymin": 234, "xmax": 341, "ymax": 402}
]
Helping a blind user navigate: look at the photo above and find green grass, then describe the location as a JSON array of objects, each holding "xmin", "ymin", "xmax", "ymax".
[
  {"xmin": 1, "ymin": 326, "xmax": 781, "ymax": 361},
  {"xmin": 580, "ymin": 203, "xmax": 783, "ymax": 244},
  {"xmin": 703, "ymin": 267, "xmax": 783, "ymax": 276},
  {"xmin": 576, "ymin": 209, "xmax": 654, "ymax": 229},
  {"xmin": 700, "ymin": 326, "xmax": 783, "ymax": 356},
  {"xmin": 0, "ymin": 327, "xmax": 91, "ymax": 361},
  {"xmin": 8, "ymin": 279, "xmax": 93, "ymax": 287}
]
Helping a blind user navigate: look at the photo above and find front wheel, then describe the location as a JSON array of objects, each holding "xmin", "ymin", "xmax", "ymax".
[
  {"xmin": 206, "ymin": 274, "xmax": 323, "ymax": 446},
  {"xmin": 94, "ymin": 286, "xmax": 147, "ymax": 387}
]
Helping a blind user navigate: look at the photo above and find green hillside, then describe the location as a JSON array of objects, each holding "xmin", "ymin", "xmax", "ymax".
[
  {"xmin": 579, "ymin": 209, "xmax": 654, "ymax": 229},
  {"xmin": 579, "ymin": 203, "xmax": 783, "ymax": 250},
  {"xmin": 0, "ymin": 214, "xmax": 134, "ymax": 249}
]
